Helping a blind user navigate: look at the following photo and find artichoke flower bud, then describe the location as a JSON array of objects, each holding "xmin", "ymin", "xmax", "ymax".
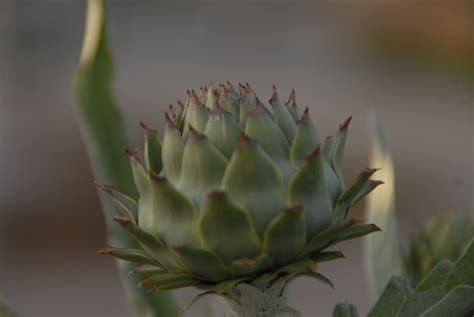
[{"xmin": 98, "ymin": 82, "xmax": 382, "ymax": 315}]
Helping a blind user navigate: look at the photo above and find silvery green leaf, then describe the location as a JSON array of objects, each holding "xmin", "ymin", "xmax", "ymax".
[{"xmin": 364, "ymin": 113, "xmax": 402, "ymax": 299}]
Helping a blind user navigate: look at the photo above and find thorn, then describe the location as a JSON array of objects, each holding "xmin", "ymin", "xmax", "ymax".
[
  {"xmin": 362, "ymin": 167, "xmax": 379, "ymax": 178},
  {"xmin": 304, "ymin": 144, "xmax": 322, "ymax": 161},
  {"xmin": 149, "ymin": 171, "xmax": 167, "ymax": 183},
  {"xmin": 283, "ymin": 204, "xmax": 303, "ymax": 213},
  {"xmin": 95, "ymin": 182, "xmax": 114, "ymax": 194},
  {"xmin": 340, "ymin": 116, "xmax": 352, "ymax": 130},
  {"xmin": 187, "ymin": 125, "xmax": 207, "ymax": 141},
  {"xmin": 96, "ymin": 248, "xmax": 111, "ymax": 254},
  {"xmin": 269, "ymin": 84, "xmax": 279, "ymax": 104},
  {"xmin": 124, "ymin": 147, "xmax": 140, "ymax": 161},
  {"xmin": 147, "ymin": 285, "xmax": 160, "ymax": 293},
  {"xmin": 238, "ymin": 83, "xmax": 246, "ymax": 96},
  {"xmin": 168, "ymin": 105, "xmax": 177, "ymax": 120},
  {"xmin": 245, "ymin": 83, "xmax": 256, "ymax": 96},
  {"xmin": 112, "ymin": 215, "xmax": 132, "ymax": 225},
  {"xmin": 164, "ymin": 112, "xmax": 177, "ymax": 129},
  {"xmin": 296, "ymin": 107, "xmax": 310, "ymax": 124},
  {"xmin": 238, "ymin": 133, "xmax": 252, "ymax": 143},
  {"xmin": 207, "ymin": 190, "xmax": 226, "ymax": 199},
  {"xmin": 140, "ymin": 121, "xmax": 157, "ymax": 134},
  {"xmin": 189, "ymin": 90, "xmax": 202, "ymax": 107},
  {"xmin": 239, "ymin": 257, "xmax": 257, "ymax": 265},
  {"xmin": 286, "ymin": 89, "xmax": 296, "ymax": 105},
  {"xmin": 211, "ymin": 101, "xmax": 228, "ymax": 116},
  {"xmin": 372, "ymin": 224, "xmax": 382, "ymax": 232},
  {"xmin": 372, "ymin": 180, "xmax": 385, "ymax": 186},
  {"xmin": 172, "ymin": 245, "xmax": 186, "ymax": 252},
  {"xmin": 226, "ymin": 81, "xmax": 235, "ymax": 90},
  {"xmin": 139, "ymin": 277, "xmax": 153, "ymax": 287}
]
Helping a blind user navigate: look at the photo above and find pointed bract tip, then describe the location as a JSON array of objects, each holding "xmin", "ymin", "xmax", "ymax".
[
  {"xmin": 187, "ymin": 125, "xmax": 207, "ymax": 142},
  {"xmin": 139, "ymin": 277, "xmax": 154, "ymax": 287},
  {"xmin": 239, "ymin": 132, "xmax": 251, "ymax": 142},
  {"xmin": 286, "ymin": 89, "xmax": 296, "ymax": 105},
  {"xmin": 124, "ymin": 147, "xmax": 140, "ymax": 161},
  {"xmin": 211, "ymin": 101, "xmax": 226, "ymax": 116},
  {"xmin": 335, "ymin": 251, "xmax": 346, "ymax": 258},
  {"xmin": 207, "ymin": 190, "xmax": 226, "ymax": 199},
  {"xmin": 238, "ymin": 83, "xmax": 246, "ymax": 95},
  {"xmin": 372, "ymin": 224, "xmax": 382, "ymax": 232},
  {"xmin": 177, "ymin": 100, "xmax": 185, "ymax": 110},
  {"xmin": 239, "ymin": 257, "xmax": 257, "ymax": 265},
  {"xmin": 149, "ymin": 171, "xmax": 167, "ymax": 183},
  {"xmin": 283, "ymin": 204, "xmax": 303, "ymax": 213},
  {"xmin": 140, "ymin": 121, "xmax": 157, "ymax": 134},
  {"xmin": 363, "ymin": 167, "xmax": 379, "ymax": 177},
  {"xmin": 164, "ymin": 112, "xmax": 178, "ymax": 129},
  {"xmin": 96, "ymin": 248, "xmax": 110, "ymax": 254},
  {"xmin": 112, "ymin": 215, "xmax": 133, "ymax": 225},
  {"xmin": 236, "ymin": 133, "xmax": 256, "ymax": 151},
  {"xmin": 146, "ymin": 285, "xmax": 160, "ymax": 293},
  {"xmin": 172, "ymin": 245, "xmax": 186, "ymax": 252},
  {"xmin": 296, "ymin": 107, "xmax": 310, "ymax": 124},
  {"xmin": 304, "ymin": 144, "xmax": 322, "ymax": 161},
  {"xmin": 95, "ymin": 182, "xmax": 114, "ymax": 194},
  {"xmin": 372, "ymin": 180, "xmax": 385, "ymax": 186},
  {"xmin": 340, "ymin": 116, "xmax": 352, "ymax": 130},
  {"xmin": 269, "ymin": 85, "xmax": 279, "ymax": 104}
]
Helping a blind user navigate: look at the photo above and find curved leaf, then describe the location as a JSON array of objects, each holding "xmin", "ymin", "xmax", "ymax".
[{"xmin": 73, "ymin": 0, "xmax": 178, "ymax": 315}]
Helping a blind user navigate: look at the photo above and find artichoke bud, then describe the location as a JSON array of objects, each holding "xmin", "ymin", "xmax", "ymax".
[{"xmin": 99, "ymin": 82, "xmax": 382, "ymax": 314}]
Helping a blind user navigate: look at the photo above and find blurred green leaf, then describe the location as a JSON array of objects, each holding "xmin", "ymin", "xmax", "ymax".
[
  {"xmin": 367, "ymin": 238, "xmax": 474, "ymax": 317},
  {"xmin": 0, "ymin": 296, "xmax": 19, "ymax": 317},
  {"xmin": 332, "ymin": 302, "xmax": 359, "ymax": 317},
  {"xmin": 403, "ymin": 212, "xmax": 474, "ymax": 286},
  {"xmin": 335, "ymin": 239, "xmax": 474, "ymax": 316},
  {"xmin": 364, "ymin": 113, "xmax": 402, "ymax": 299},
  {"xmin": 73, "ymin": 0, "xmax": 178, "ymax": 315}
]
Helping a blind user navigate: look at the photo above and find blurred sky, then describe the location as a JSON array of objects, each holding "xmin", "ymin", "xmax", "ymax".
[{"xmin": 0, "ymin": 1, "xmax": 472, "ymax": 317}]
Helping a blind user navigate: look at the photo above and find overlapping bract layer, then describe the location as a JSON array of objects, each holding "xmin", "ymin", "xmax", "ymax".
[{"xmin": 98, "ymin": 82, "xmax": 382, "ymax": 294}]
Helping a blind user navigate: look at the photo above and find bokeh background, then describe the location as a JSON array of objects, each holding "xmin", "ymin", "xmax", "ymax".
[{"xmin": 0, "ymin": 1, "xmax": 472, "ymax": 316}]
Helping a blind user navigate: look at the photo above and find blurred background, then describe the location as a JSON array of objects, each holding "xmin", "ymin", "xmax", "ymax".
[{"xmin": 0, "ymin": 1, "xmax": 472, "ymax": 316}]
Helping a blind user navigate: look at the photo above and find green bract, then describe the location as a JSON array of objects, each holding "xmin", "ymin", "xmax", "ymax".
[{"xmin": 98, "ymin": 82, "xmax": 382, "ymax": 315}]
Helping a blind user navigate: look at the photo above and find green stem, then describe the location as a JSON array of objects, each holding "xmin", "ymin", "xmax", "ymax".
[{"xmin": 224, "ymin": 281, "xmax": 301, "ymax": 317}]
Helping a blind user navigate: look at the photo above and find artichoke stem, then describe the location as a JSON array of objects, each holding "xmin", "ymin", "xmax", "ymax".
[{"xmin": 224, "ymin": 282, "xmax": 301, "ymax": 317}]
